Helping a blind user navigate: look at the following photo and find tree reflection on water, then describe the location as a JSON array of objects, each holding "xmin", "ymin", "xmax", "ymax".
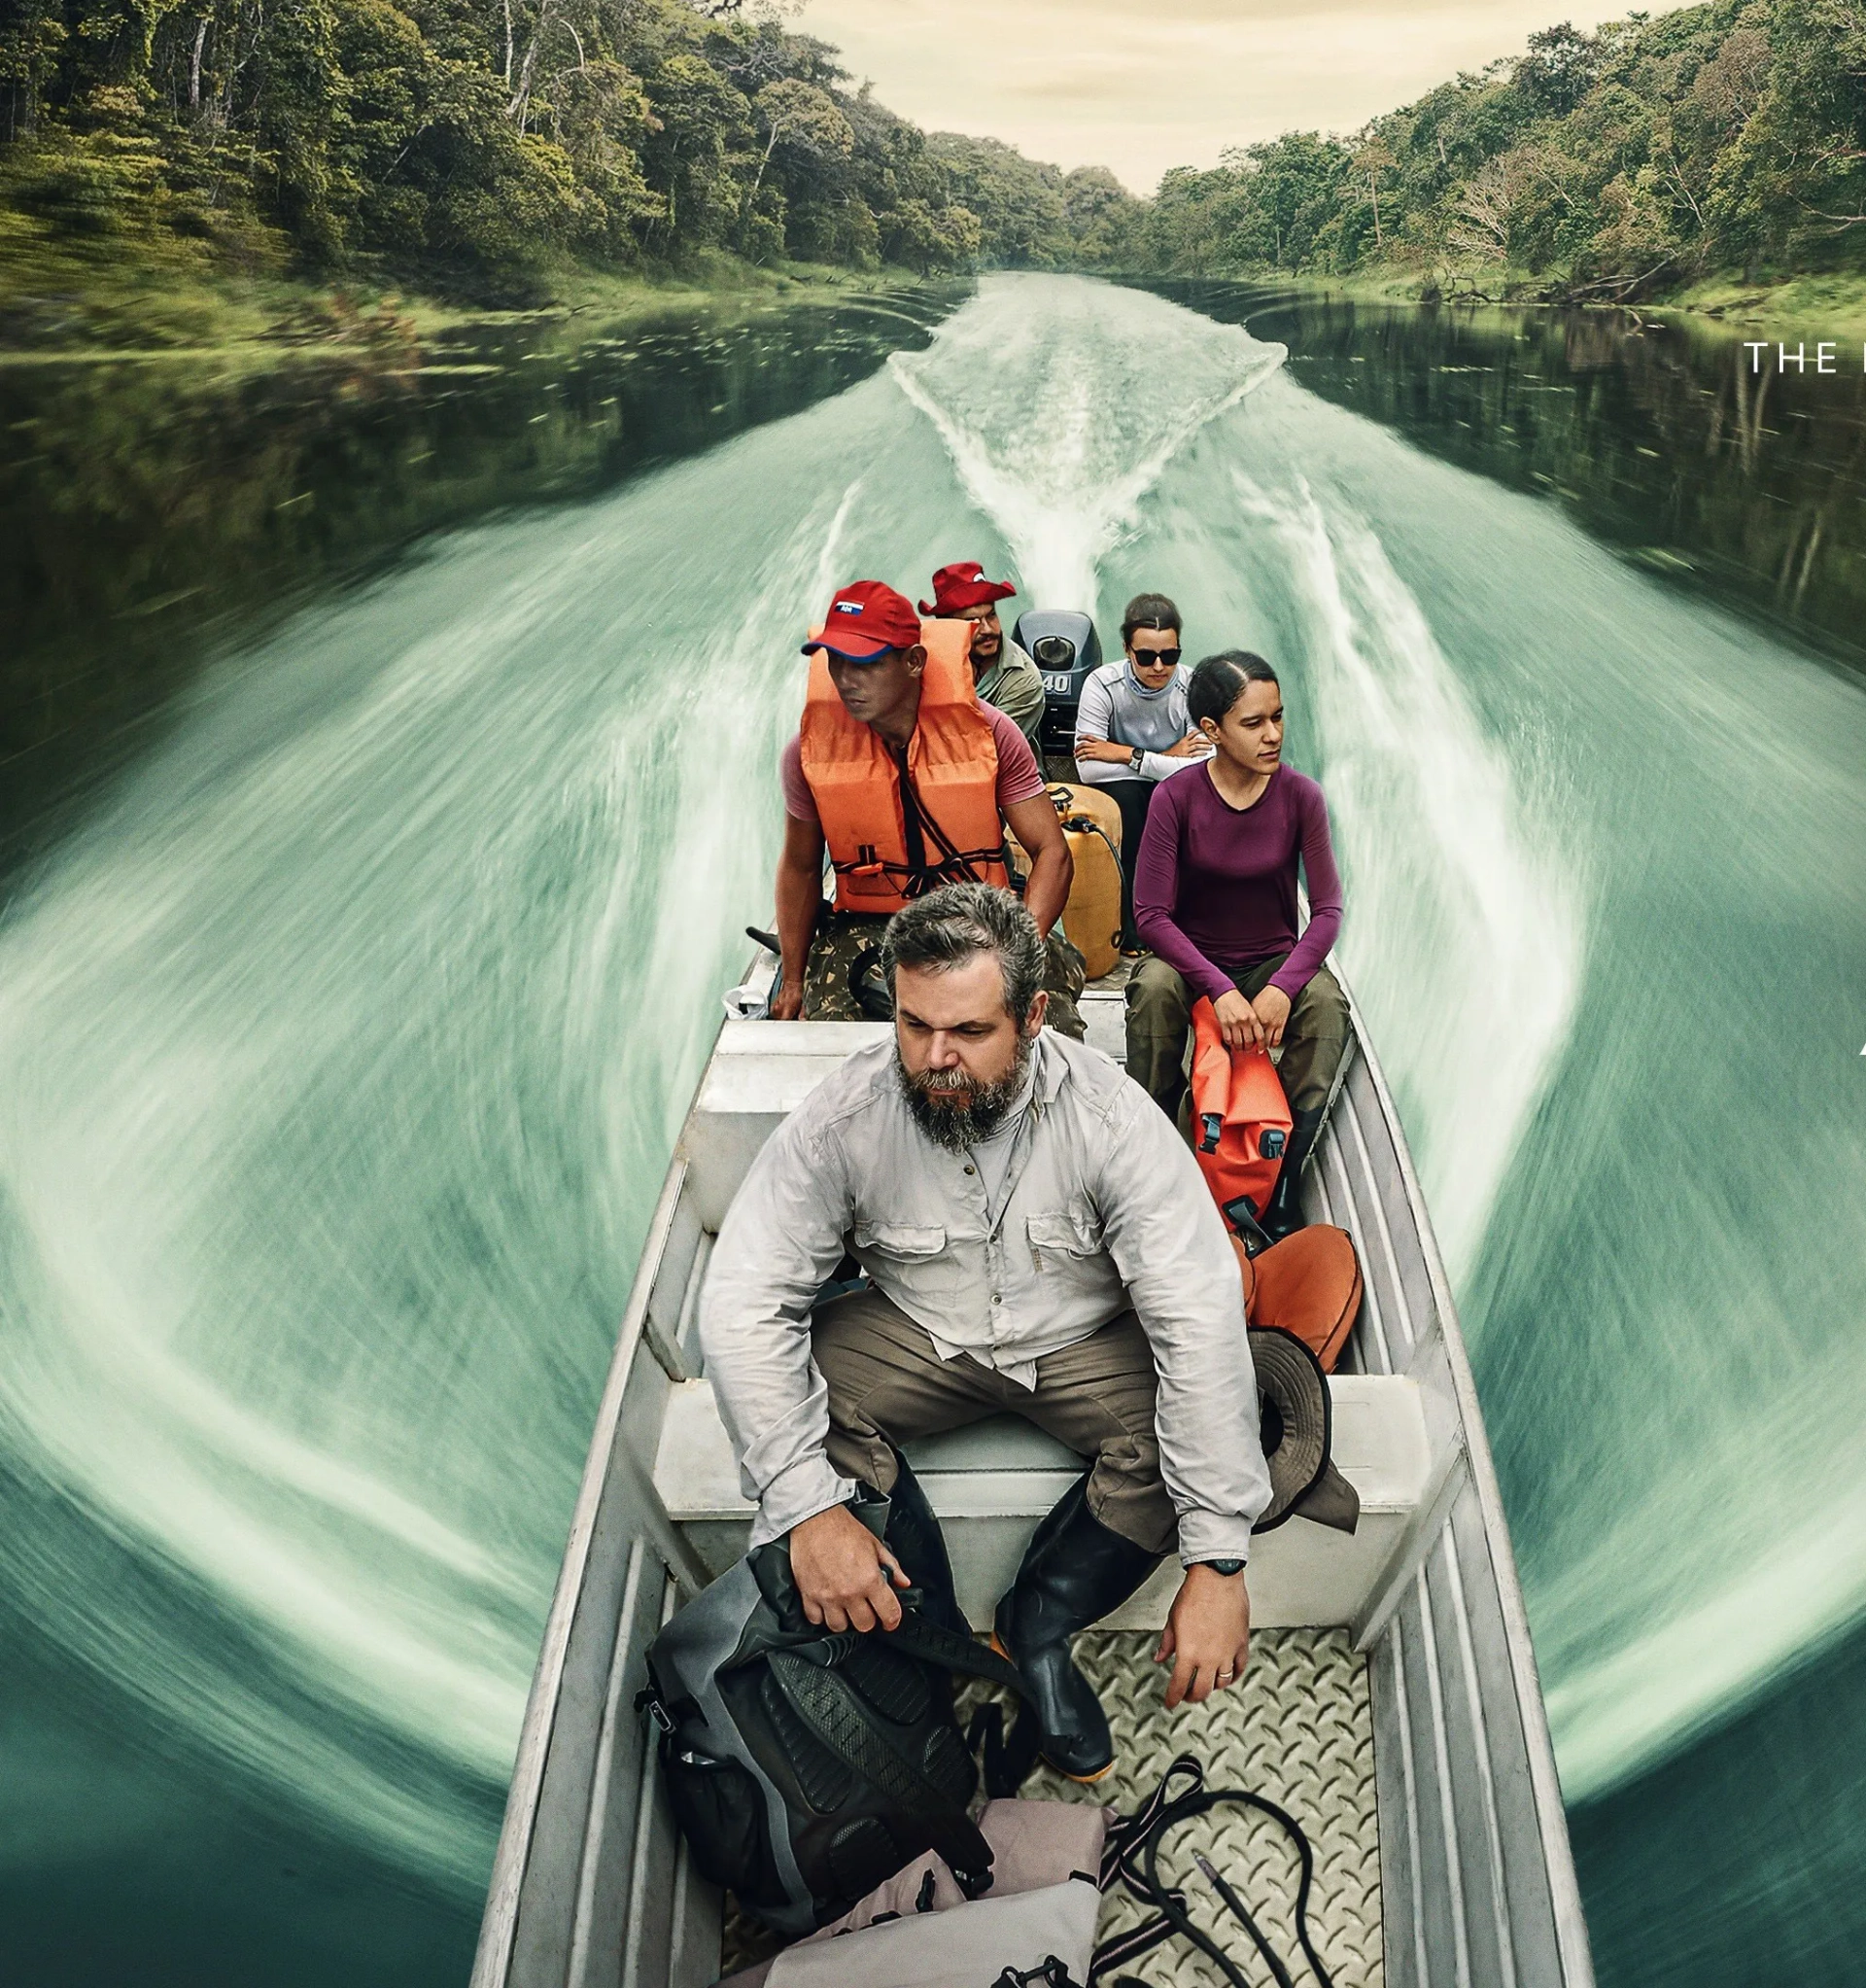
[
  {"xmin": 1152, "ymin": 280, "xmax": 1866, "ymax": 683},
  {"xmin": 0, "ymin": 286, "xmax": 964, "ymax": 874}
]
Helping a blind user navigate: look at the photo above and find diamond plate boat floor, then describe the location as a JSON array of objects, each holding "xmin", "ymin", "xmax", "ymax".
[
  {"xmin": 722, "ymin": 1627, "xmax": 1381, "ymax": 1985},
  {"xmin": 960, "ymin": 1628, "xmax": 1383, "ymax": 1988}
]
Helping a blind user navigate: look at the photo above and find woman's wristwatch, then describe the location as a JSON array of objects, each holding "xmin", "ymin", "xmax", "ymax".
[{"xmin": 1194, "ymin": 1557, "xmax": 1247, "ymax": 1578}]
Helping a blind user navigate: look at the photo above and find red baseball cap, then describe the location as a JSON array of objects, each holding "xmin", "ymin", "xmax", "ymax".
[
  {"xmin": 920, "ymin": 561, "xmax": 1017, "ymax": 617},
  {"xmin": 801, "ymin": 579, "xmax": 922, "ymax": 660}
]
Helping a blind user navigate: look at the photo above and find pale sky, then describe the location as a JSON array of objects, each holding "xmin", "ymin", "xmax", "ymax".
[{"xmin": 794, "ymin": 0, "xmax": 1679, "ymax": 193}]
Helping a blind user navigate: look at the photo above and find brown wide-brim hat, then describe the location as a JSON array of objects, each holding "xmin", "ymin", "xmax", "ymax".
[{"xmin": 1249, "ymin": 1327, "xmax": 1360, "ymax": 1535}]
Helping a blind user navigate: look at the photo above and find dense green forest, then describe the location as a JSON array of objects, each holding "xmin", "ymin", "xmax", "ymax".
[
  {"xmin": 3, "ymin": 0, "xmax": 1864, "ymax": 323},
  {"xmin": 1118, "ymin": 0, "xmax": 1866, "ymax": 302},
  {"xmin": 0, "ymin": 0, "xmax": 1123, "ymax": 309}
]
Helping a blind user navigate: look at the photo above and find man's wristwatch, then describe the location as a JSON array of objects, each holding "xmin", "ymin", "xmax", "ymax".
[
  {"xmin": 1129, "ymin": 745, "xmax": 1145, "ymax": 774},
  {"xmin": 1195, "ymin": 1557, "xmax": 1247, "ymax": 1578}
]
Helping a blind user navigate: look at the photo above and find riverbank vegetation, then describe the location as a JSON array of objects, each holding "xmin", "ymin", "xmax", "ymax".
[
  {"xmin": 8, "ymin": 0, "xmax": 1866, "ymax": 348},
  {"xmin": 0, "ymin": 0, "xmax": 1123, "ymax": 347},
  {"xmin": 1107, "ymin": 0, "xmax": 1866, "ymax": 318}
]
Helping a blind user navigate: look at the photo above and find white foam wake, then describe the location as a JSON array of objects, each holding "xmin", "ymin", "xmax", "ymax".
[
  {"xmin": 888, "ymin": 274, "xmax": 1285, "ymax": 614},
  {"xmin": 0, "ymin": 446, "xmax": 868, "ymax": 1886},
  {"xmin": 1235, "ymin": 471, "xmax": 1587, "ymax": 1283},
  {"xmin": 1547, "ymin": 1481, "xmax": 1866, "ymax": 1798}
]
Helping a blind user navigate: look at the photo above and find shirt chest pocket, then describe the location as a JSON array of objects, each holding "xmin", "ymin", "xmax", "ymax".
[
  {"xmin": 1024, "ymin": 1208, "xmax": 1105, "ymax": 1274},
  {"xmin": 851, "ymin": 1221, "xmax": 948, "ymax": 1264}
]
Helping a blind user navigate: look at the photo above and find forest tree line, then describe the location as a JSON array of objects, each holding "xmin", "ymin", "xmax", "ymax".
[
  {"xmin": 1114, "ymin": 0, "xmax": 1866, "ymax": 300},
  {"xmin": 0, "ymin": 0, "xmax": 1129, "ymax": 296},
  {"xmin": 3, "ymin": 0, "xmax": 1863, "ymax": 306}
]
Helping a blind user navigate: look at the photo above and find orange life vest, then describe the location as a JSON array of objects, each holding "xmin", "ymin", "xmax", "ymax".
[
  {"xmin": 1189, "ymin": 995, "xmax": 1295, "ymax": 1241},
  {"xmin": 799, "ymin": 619, "xmax": 1009, "ymax": 914}
]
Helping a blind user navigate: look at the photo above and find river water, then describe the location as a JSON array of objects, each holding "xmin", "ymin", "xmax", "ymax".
[{"xmin": 1, "ymin": 274, "xmax": 1861, "ymax": 1986}]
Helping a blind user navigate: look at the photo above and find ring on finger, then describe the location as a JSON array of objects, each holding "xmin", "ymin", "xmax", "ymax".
[{"xmin": 1216, "ymin": 1668, "xmax": 1235, "ymax": 1684}]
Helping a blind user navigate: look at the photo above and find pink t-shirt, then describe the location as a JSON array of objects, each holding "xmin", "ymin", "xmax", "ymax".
[{"xmin": 780, "ymin": 702, "xmax": 1047, "ymax": 823}]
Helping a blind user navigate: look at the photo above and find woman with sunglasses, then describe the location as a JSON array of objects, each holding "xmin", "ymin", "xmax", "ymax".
[
  {"xmin": 1125, "ymin": 650, "xmax": 1348, "ymax": 1243},
  {"xmin": 1072, "ymin": 592, "xmax": 1213, "ymax": 955}
]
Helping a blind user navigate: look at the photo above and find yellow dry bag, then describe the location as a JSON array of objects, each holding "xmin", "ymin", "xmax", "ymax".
[{"xmin": 1048, "ymin": 784, "xmax": 1123, "ymax": 980}]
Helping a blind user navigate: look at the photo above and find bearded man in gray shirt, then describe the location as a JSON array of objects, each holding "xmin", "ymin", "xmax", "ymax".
[{"xmin": 699, "ymin": 883, "xmax": 1270, "ymax": 1782}]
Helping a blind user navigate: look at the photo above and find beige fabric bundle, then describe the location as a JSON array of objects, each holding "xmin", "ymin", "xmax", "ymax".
[{"xmin": 719, "ymin": 1798, "xmax": 1108, "ymax": 1988}]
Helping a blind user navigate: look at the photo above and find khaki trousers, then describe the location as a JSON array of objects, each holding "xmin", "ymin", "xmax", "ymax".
[
  {"xmin": 1124, "ymin": 952, "xmax": 1348, "ymax": 1119},
  {"xmin": 811, "ymin": 1284, "xmax": 1176, "ymax": 1555}
]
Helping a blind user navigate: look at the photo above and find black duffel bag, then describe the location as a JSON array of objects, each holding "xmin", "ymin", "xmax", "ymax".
[{"xmin": 640, "ymin": 1519, "xmax": 1026, "ymax": 1938}]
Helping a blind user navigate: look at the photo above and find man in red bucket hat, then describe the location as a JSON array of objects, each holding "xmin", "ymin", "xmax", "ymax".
[
  {"xmin": 769, "ymin": 578, "xmax": 1085, "ymax": 1034},
  {"xmin": 920, "ymin": 560, "xmax": 1047, "ymax": 746}
]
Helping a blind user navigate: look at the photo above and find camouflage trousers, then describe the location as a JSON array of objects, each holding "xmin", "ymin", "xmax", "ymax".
[{"xmin": 800, "ymin": 909, "xmax": 1087, "ymax": 1040}]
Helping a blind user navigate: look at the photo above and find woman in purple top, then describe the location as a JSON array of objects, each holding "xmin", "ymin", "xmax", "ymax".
[{"xmin": 1125, "ymin": 650, "xmax": 1349, "ymax": 1242}]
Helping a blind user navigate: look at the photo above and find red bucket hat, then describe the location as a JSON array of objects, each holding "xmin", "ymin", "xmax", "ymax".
[
  {"xmin": 919, "ymin": 561, "xmax": 1017, "ymax": 617},
  {"xmin": 801, "ymin": 579, "xmax": 922, "ymax": 660}
]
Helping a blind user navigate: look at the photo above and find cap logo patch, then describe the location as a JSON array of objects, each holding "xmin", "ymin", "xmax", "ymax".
[{"xmin": 833, "ymin": 599, "xmax": 864, "ymax": 614}]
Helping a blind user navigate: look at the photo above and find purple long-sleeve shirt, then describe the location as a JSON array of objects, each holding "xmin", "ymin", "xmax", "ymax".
[{"xmin": 1133, "ymin": 763, "xmax": 1343, "ymax": 1006}]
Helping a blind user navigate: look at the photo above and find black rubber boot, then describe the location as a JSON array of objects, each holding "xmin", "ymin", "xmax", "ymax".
[
  {"xmin": 1260, "ymin": 1104, "xmax": 1327, "ymax": 1244},
  {"xmin": 990, "ymin": 1478, "xmax": 1159, "ymax": 1782},
  {"xmin": 882, "ymin": 1450, "xmax": 967, "ymax": 1639}
]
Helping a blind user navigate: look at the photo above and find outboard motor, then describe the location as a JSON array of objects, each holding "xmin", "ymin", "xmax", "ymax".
[{"xmin": 1012, "ymin": 610, "xmax": 1102, "ymax": 760}]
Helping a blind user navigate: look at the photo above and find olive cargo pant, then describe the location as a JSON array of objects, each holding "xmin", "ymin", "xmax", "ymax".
[
  {"xmin": 801, "ymin": 908, "xmax": 1088, "ymax": 1040},
  {"xmin": 1125, "ymin": 952, "xmax": 1349, "ymax": 1119},
  {"xmin": 811, "ymin": 1284, "xmax": 1177, "ymax": 1556}
]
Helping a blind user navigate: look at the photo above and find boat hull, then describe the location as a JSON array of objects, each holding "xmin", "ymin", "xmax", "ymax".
[{"xmin": 471, "ymin": 973, "xmax": 1594, "ymax": 1988}]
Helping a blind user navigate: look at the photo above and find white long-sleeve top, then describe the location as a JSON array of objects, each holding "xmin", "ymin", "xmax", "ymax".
[
  {"xmin": 1072, "ymin": 661, "xmax": 1213, "ymax": 785},
  {"xmin": 698, "ymin": 1029, "xmax": 1272, "ymax": 1564}
]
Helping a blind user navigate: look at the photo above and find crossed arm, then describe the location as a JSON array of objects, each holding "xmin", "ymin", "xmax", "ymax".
[{"xmin": 1073, "ymin": 674, "xmax": 1211, "ymax": 784}]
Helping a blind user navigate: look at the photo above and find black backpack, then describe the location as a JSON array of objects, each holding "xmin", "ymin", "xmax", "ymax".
[{"xmin": 641, "ymin": 1529, "xmax": 1027, "ymax": 1937}]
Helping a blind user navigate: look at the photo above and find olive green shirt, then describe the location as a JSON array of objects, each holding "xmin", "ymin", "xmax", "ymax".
[{"xmin": 976, "ymin": 639, "xmax": 1047, "ymax": 746}]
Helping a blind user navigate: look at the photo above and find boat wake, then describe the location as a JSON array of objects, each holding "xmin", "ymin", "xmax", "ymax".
[
  {"xmin": 888, "ymin": 274, "xmax": 1285, "ymax": 616},
  {"xmin": 1229, "ymin": 471, "xmax": 1587, "ymax": 1282},
  {"xmin": 0, "ymin": 454, "xmax": 869, "ymax": 1888}
]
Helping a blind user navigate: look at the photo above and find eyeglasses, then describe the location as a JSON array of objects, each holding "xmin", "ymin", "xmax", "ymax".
[{"xmin": 1131, "ymin": 647, "xmax": 1182, "ymax": 668}]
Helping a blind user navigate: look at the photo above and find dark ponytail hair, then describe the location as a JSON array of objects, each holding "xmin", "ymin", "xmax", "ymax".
[{"xmin": 1187, "ymin": 650, "xmax": 1280, "ymax": 730}]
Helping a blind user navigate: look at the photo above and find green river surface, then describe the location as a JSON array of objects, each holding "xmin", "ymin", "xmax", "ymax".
[{"xmin": 1, "ymin": 273, "xmax": 1862, "ymax": 1986}]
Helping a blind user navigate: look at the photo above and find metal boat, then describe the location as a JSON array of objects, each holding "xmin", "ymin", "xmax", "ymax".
[{"xmin": 469, "ymin": 937, "xmax": 1595, "ymax": 1988}]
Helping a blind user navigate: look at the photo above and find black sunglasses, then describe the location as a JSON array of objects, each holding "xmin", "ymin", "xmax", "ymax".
[{"xmin": 1132, "ymin": 647, "xmax": 1182, "ymax": 668}]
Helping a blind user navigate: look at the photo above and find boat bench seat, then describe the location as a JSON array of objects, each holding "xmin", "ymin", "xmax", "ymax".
[
  {"xmin": 652, "ymin": 1373, "xmax": 1437, "ymax": 1632},
  {"xmin": 683, "ymin": 1019, "xmax": 890, "ymax": 1229}
]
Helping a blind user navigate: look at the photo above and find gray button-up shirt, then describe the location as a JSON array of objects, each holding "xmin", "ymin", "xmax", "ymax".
[{"xmin": 698, "ymin": 1029, "xmax": 1272, "ymax": 1563}]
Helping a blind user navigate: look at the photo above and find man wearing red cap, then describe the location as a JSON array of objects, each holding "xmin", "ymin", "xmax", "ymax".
[
  {"xmin": 920, "ymin": 561, "xmax": 1046, "ymax": 746},
  {"xmin": 771, "ymin": 579, "xmax": 1085, "ymax": 1036}
]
